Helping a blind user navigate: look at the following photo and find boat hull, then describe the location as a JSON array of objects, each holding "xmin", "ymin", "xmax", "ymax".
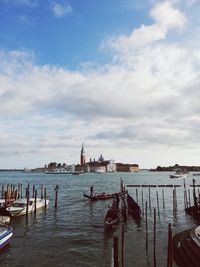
[
  {"xmin": 0, "ymin": 226, "xmax": 13, "ymax": 250},
  {"xmin": 6, "ymin": 199, "xmax": 49, "ymax": 217}
]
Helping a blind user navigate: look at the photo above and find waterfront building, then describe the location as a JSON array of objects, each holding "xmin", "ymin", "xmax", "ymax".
[{"xmin": 116, "ymin": 163, "xmax": 139, "ymax": 172}]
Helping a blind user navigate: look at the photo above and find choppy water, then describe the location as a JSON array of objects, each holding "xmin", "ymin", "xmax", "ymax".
[{"xmin": 0, "ymin": 171, "xmax": 198, "ymax": 267}]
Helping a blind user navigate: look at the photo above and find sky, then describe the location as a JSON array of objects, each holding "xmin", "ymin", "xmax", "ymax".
[{"xmin": 1, "ymin": 0, "xmax": 200, "ymax": 169}]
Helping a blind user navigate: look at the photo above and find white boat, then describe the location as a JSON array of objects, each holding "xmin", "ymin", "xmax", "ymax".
[
  {"xmin": 0, "ymin": 224, "xmax": 13, "ymax": 250},
  {"xmin": 95, "ymin": 169, "xmax": 106, "ymax": 174},
  {"xmin": 6, "ymin": 198, "xmax": 49, "ymax": 217},
  {"xmin": 170, "ymin": 171, "xmax": 189, "ymax": 179},
  {"xmin": 0, "ymin": 216, "xmax": 10, "ymax": 224}
]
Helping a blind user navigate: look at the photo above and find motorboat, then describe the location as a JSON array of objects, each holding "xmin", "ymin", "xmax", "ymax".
[
  {"xmin": 0, "ymin": 224, "xmax": 13, "ymax": 250},
  {"xmin": 170, "ymin": 170, "xmax": 189, "ymax": 179},
  {"xmin": 6, "ymin": 198, "xmax": 49, "ymax": 217}
]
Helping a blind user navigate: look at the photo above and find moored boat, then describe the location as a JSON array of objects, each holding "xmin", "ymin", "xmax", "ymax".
[
  {"xmin": 173, "ymin": 226, "xmax": 200, "ymax": 267},
  {"xmin": 0, "ymin": 224, "xmax": 13, "ymax": 250},
  {"xmin": 127, "ymin": 194, "xmax": 141, "ymax": 219},
  {"xmin": 6, "ymin": 198, "xmax": 49, "ymax": 217},
  {"xmin": 104, "ymin": 197, "xmax": 120, "ymax": 228}
]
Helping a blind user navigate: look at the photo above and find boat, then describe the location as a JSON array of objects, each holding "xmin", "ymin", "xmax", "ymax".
[
  {"xmin": 95, "ymin": 169, "xmax": 106, "ymax": 174},
  {"xmin": 104, "ymin": 197, "xmax": 120, "ymax": 228},
  {"xmin": 173, "ymin": 226, "xmax": 200, "ymax": 267},
  {"xmin": 83, "ymin": 191, "xmax": 126, "ymax": 201},
  {"xmin": 0, "ymin": 216, "xmax": 10, "ymax": 224},
  {"xmin": 127, "ymin": 194, "xmax": 141, "ymax": 219},
  {"xmin": 6, "ymin": 198, "xmax": 49, "ymax": 217},
  {"xmin": 0, "ymin": 224, "xmax": 13, "ymax": 250},
  {"xmin": 170, "ymin": 170, "xmax": 189, "ymax": 179}
]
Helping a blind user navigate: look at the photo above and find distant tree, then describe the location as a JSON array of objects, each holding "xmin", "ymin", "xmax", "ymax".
[{"xmin": 48, "ymin": 162, "xmax": 57, "ymax": 169}]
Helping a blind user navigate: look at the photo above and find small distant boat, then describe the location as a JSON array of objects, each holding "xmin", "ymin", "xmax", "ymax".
[
  {"xmin": 127, "ymin": 194, "xmax": 141, "ymax": 219},
  {"xmin": 170, "ymin": 170, "xmax": 189, "ymax": 179},
  {"xmin": 6, "ymin": 198, "xmax": 49, "ymax": 217},
  {"xmin": 83, "ymin": 191, "xmax": 126, "ymax": 201},
  {"xmin": 95, "ymin": 169, "xmax": 105, "ymax": 174},
  {"xmin": 104, "ymin": 197, "xmax": 120, "ymax": 228},
  {"xmin": 0, "ymin": 225, "xmax": 13, "ymax": 250}
]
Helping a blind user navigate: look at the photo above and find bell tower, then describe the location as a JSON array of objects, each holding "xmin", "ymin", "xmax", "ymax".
[{"xmin": 80, "ymin": 143, "xmax": 86, "ymax": 166}]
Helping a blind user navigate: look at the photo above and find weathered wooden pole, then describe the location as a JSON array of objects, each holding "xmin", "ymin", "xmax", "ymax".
[
  {"xmin": 135, "ymin": 188, "xmax": 138, "ymax": 204},
  {"xmin": 167, "ymin": 223, "xmax": 173, "ymax": 267},
  {"xmin": 1, "ymin": 184, "xmax": 4, "ymax": 198},
  {"xmin": 188, "ymin": 189, "xmax": 191, "ymax": 207},
  {"xmin": 121, "ymin": 224, "xmax": 125, "ymax": 267},
  {"xmin": 162, "ymin": 189, "xmax": 165, "ymax": 210},
  {"xmin": 34, "ymin": 189, "xmax": 37, "ymax": 215},
  {"xmin": 17, "ymin": 183, "xmax": 20, "ymax": 199},
  {"xmin": 41, "ymin": 184, "xmax": 44, "ymax": 199},
  {"xmin": 156, "ymin": 191, "xmax": 160, "ymax": 217},
  {"xmin": 142, "ymin": 190, "xmax": 144, "ymax": 217},
  {"xmin": 4, "ymin": 190, "xmax": 8, "ymax": 207},
  {"xmin": 26, "ymin": 188, "xmax": 29, "ymax": 218},
  {"xmin": 145, "ymin": 201, "xmax": 148, "ymax": 253},
  {"xmin": 113, "ymin": 236, "xmax": 119, "ymax": 267},
  {"xmin": 32, "ymin": 184, "xmax": 35, "ymax": 198},
  {"xmin": 44, "ymin": 188, "xmax": 47, "ymax": 209},
  {"xmin": 54, "ymin": 185, "xmax": 59, "ymax": 208},
  {"xmin": 183, "ymin": 178, "xmax": 188, "ymax": 208},
  {"xmin": 153, "ymin": 208, "xmax": 157, "ymax": 267},
  {"xmin": 193, "ymin": 179, "xmax": 197, "ymax": 207},
  {"xmin": 20, "ymin": 183, "xmax": 23, "ymax": 198},
  {"xmin": 148, "ymin": 186, "xmax": 152, "ymax": 214}
]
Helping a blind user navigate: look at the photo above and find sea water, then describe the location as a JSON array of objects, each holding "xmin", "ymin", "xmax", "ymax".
[{"xmin": 0, "ymin": 171, "xmax": 198, "ymax": 267}]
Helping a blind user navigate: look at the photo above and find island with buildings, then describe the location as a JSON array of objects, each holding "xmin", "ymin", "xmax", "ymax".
[{"xmin": 27, "ymin": 144, "xmax": 139, "ymax": 174}]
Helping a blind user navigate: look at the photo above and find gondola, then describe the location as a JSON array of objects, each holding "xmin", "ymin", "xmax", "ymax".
[
  {"xmin": 83, "ymin": 191, "xmax": 126, "ymax": 201},
  {"xmin": 127, "ymin": 194, "xmax": 141, "ymax": 219},
  {"xmin": 104, "ymin": 197, "xmax": 120, "ymax": 228}
]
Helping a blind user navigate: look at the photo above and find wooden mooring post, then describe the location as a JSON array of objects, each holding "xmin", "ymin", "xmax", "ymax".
[
  {"xmin": 32, "ymin": 184, "xmax": 35, "ymax": 198},
  {"xmin": 41, "ymin": 184, "xmax": 44, "ymax": 199},
  {"xmin": 145, "ymin": 201, "xmax": 148, "ymax": 253},
  {"xmin": 148, "ymin": 186, "xmax": 152, "ymax": 214},
  {"xmin": 1, "ymin": 185, "xmax": 4, "ymax": 198},
  {"xmin": 153, "ymin": 208, "xmax": 157, "ymax": 267},
  {"xmin": 167, "ymin": 223, "xmax": 173, "ymax": 267},
  {"xmin": 54, "ymin": 185, "xmax": 59, "ymax": 208},
  {"xmin": 156, "ymin": 191, "xmax": 160, "ymax": 217},
  {"xmin": 44, "ymin": 188, "xmax": 47, "ymax": 209},
  {"xmin": 121, "ymin": 224, "xmax": 125, "ymax": 267},
  {"xmin": 113, "ymin": 236, "xmax": 119, "ymax": 267},
  {"xmin": 34, "ymin": 189, "xmax": 37, "ymax": 215},
  {"xmin": 26, "ymin": 188, "xmax": 29, "ymax": 218},
  {"xmin": 136, "ymin": 188, "xmax": 138, "ymax": 204},
  {"xmin": 142, "ymin": 190, "xmax": 144, "ymax": 217},
  {"xmin": 162, "ymin": 189, "xmax": 165, "ymax": 210}
]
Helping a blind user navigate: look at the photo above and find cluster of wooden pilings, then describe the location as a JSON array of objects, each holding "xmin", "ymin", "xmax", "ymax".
[
  {"xmin": 111, "ymin": 179, "xmax": 199, "ymax": 267},
  {"xmin": 0, "ymin": 183, "xmax": 60, "ymax": 216}
]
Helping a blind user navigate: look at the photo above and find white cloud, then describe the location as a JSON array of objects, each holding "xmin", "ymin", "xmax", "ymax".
[
  {"xmin": 51, "ymin": 1, "xmax": 73, "ymax": 18},
  {"xmin": 1, "ymin": 1, "xmax": 200, "ymax": 168}
]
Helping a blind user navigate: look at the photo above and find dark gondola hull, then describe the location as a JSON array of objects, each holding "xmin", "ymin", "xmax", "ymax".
[{"xmin": 127, "ymin": 194, "xmax": 141, "ymax": 219}]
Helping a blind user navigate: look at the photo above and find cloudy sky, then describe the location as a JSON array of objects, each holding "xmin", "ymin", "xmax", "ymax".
[{"xmin": 1, "ymin": 0, "xmax": 200, "ymax": 169}]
